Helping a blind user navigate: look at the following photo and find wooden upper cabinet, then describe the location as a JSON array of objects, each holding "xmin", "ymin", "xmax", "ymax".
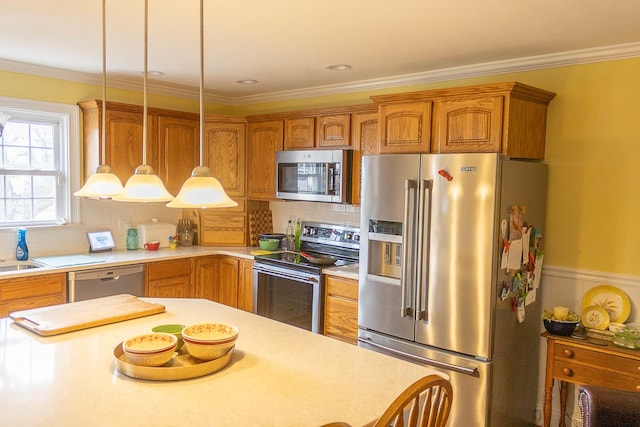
[
  {"xmin": 156, "ymin": 116, "xmax": 199, "ymax": 196},
  {"xmin": 203, "ymin": 120, "xmax": 246, "ymax": 197},
  {"xmin": 372, "ymin": 82, "xmax": 556, "ymax": 159},
  {"xmin": 316, "ymin": 114, "xmax": 351, "ymax": 148},
  {"xmin": 377, "ymin": 101, "xmax": 432, "ymax": 153},
  {"xmin": 432, "ymin": 96, "xmax": 504, "ymax": 154},
  {"xmin": 78, "ymin": 100, "xmax": 200, "ymax": 189},
  {"xmin": 351, "ymin": 112, "xmax": 378, "ymax": 205},
  {"xmin": 284, "ymin": 117, "xmax": 314, "ymax": 149},
  {"xmin": 104, "ymin": 109, "xmax": 146, "ymax": 184},
  {"xmin": 79, "ymin": 100, "xmax": 146, "ymax": 185},
  {"xmin": 354, "ymin": 112, "xmax": 379, "ymax": 156},
  {"xmin": 247, "ymin": 120, "xmax": 284, "ymax": 200}
]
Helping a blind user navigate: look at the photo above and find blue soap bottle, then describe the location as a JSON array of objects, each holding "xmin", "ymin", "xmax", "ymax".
[{"xmin": 16, "ymin": 228, "xmax": 29, "ymax": 261}]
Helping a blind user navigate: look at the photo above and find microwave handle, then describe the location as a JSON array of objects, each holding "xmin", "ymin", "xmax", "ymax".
[{"xmin": 327, "ymin": 166, "xmax": 334, "ymax": 194}]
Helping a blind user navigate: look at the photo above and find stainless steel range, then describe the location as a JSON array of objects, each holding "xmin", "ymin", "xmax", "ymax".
[{"xmin": 252, "ymin": 221, "xmax": 360, "ymax": 333}]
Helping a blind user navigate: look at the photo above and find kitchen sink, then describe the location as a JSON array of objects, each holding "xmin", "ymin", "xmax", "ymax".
[{"xmin": 0, "ymin": 261, "xmax": 45, "ymax": 272}]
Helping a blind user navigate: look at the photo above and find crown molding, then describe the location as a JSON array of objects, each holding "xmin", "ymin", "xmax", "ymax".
[{"xmin": 1, "ymin": 41, "xmax": 639, "ymax": 106}]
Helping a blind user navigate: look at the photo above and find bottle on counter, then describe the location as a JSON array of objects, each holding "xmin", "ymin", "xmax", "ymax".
[
  {"xmin": 16, "ymin": 228, "xmax": 29, "ymax": 261},
  {"xmin": 126, "ymin": 228, "xmax": 139, "ymax": 250},
  {"xmin": 294, "ymin": 218, "xmax": 301, "ymax": 252},
  {"xmin": 282, "ymin": 218, "xmax": 295, "ymax": 252}
]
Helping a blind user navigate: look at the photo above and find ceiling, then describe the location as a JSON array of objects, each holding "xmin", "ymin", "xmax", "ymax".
[{"xmin": 2, "ymin": 0, "xmax": 640, "ymax": 105}]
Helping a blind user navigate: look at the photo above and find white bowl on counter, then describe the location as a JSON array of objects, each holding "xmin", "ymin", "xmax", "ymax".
[
  {"xmin": 122, "ymin": 332, "xmax": 178, "ymax": 366},
  {"xmin": 181, "ymin": 323, "xmax": 238, "ymax": 361}
]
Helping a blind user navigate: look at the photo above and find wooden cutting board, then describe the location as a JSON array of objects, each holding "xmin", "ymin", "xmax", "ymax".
[
  {"xmin": 248, "ymin": 209, "xmax": 273, "ymax": 246},
  {"xmin": 10, "ymin": 294, "xmax": 166, "ymax": 336}
]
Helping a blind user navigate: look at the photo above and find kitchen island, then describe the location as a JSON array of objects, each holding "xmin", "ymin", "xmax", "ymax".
[{"xmin": 0, "ymin": 298, "xmax": 443, "ymax": 426}]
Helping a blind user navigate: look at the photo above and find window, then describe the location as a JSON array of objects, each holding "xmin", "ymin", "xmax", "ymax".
[{"xmin": 0, "ymin": 97, "xmax": 79, "ymax": 227}]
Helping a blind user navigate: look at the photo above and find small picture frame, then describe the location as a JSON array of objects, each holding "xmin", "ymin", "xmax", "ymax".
[{"xmin": 86, "ymin": 230, "xmax": 115, "ymax": 253}]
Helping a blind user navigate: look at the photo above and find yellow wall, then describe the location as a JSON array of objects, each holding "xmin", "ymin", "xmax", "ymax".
[{"xmin": 1, "ymin": 58, "xmax": 639, "ymax": 275}]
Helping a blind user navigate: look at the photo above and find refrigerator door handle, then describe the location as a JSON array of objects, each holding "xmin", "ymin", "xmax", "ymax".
[
  {"xmin": 416, "ymin": 179, "xmax": 432, "ymax": 321},
  {"xmin": 401, "ymin": 179, "xmax": 417, "ymax": 317},
  {"xmin": 358, "ymin": 337, "xmax": 478, "ymax": 376}
]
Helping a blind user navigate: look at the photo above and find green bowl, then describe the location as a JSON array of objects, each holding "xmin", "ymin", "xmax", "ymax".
[
  {"xmin": 258, "ymin": 239, "xmax": 280, "ymax": 251},
  {"xmin": 152, "ymin": 324, "xmax": 185, "ymax": 350}
]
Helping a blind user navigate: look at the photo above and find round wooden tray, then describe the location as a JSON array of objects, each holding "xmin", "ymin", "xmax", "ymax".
[{"xmin": 113, "ymin": 343, "xmax": 233, "ymax": 380}]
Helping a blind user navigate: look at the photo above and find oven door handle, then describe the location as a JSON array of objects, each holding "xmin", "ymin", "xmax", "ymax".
[{"xmin": 254, "ymin": 266, "xmax": 319, "ymax": 283}]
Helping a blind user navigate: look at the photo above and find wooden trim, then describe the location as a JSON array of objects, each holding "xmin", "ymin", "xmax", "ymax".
[
  {"xmin": 247, "ymin": 103, "xmax": 377, "ymax": 122},
  {"xmin": 370, "ymin": 81, "xmax": 556, "ymax": 105}
]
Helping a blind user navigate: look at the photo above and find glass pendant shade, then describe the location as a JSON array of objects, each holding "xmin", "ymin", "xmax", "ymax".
[
  {"xmin": 74, "ymin": 164, "xmax": 123, "ymax": 198},
  {"xmin": 112, "ymin": 164, "xmax": 174, "ymax": 202},
  {"xmin": 167, "ymin": 166, "xmax": 238, "ymax": 208}
]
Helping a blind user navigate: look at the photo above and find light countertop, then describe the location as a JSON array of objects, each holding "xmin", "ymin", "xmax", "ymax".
[
  {"xmin": 0, "ymin": 246, "xmax": 359, "ymax": 280},
  {"xmin": 0, "ymin": 298, "xmax": 442, "ymax": 426}
]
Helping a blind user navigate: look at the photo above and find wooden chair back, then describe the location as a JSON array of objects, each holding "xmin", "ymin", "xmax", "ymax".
[{"xmin": 372, "ymin": 375, "xmax": 453, "ymax": 427}]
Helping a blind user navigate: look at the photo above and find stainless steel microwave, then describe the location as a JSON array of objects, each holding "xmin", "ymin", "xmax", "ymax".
[{"xmin": 275, "ymin": 149, "xmax": 353, "ymax": 203}]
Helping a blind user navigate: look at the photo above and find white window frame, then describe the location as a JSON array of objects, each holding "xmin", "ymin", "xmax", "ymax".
[{"xmin": 0, "ymin": 96, "xmax": 80, "ymax": 228}]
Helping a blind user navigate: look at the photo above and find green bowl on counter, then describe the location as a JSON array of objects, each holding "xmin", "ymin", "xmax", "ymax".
[{"xmin": 258, "ymin": 239, "xmax": 280, "ymax": 251}]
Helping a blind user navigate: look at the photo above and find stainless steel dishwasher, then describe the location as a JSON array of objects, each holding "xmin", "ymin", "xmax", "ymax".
[{"xmin": 67, "ymin": 264, "xmax": 145, "ymax": 302}]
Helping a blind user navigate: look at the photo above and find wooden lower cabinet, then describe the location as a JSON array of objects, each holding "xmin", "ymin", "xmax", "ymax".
[
  {"xmin": 0, "ymin": 272, "xmax": 66, "ymax": 318},
  {"xmin": 543, "ymin": 333, "xmax": 640, "ymax": 427},
  {"xmin": 146, "ymin": 259, "xmax": 194, "ymax": 298},
  {"xmin": 237, "ymin": 259, "xmax": 254, "ymax": 312},
  {"xmin": 323, "ymin": 275, "xmax": 359, "ymax": 344},
  {"xmin": 195, "ymin": 255, "xmax": 254, "ymax": 312}
]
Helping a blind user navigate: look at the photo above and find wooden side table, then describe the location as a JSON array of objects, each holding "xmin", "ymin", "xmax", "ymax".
[{"xmin": 542, "ymin": 332, "xmax": 640, "ymax": 427}]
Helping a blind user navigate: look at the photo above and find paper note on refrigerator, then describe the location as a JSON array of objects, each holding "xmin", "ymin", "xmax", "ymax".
[{"xmin": 506, "ymin": 238, "xmax": 523, "ymax": 270}]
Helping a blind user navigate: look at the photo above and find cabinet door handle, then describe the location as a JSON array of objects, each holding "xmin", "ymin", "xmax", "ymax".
[
  {"xmin": 563, "ymin": 349, "xmax": 574, "ymax": 358},
  {"xmin": 562, "ymin": 368, "xmax": 574, "ymax": 377}
]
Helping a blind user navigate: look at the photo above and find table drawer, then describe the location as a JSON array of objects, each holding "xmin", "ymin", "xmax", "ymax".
[
  {"xmin": 553, "ymin": 359, "xmax": 640, "ymax": 392},
  {"xmin": 554, "ymin": 342, "xmax": 640, "ymax": 376}
]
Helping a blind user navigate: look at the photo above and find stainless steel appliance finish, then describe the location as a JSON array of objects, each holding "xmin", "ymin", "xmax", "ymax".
[
  {"xmin": 358, "ymin": 153, "xmax": 547, "ymax": 427},
  {"xmin": 253, "ymin": 221, "xmax": 359, "ymax": 333},
  {"xmin": 275, "ymin": 149, "xmax": 353, "ymax": 203},
  {"xmin": 253, "ymin": 262, "xmax": 322, "ymax": 333},
  {"xmin": 67, "ymin": 264, "xmax": 145, "ymax": 302}
]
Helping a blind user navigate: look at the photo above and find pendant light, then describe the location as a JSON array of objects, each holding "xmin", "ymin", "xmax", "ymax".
[
  {"xmin": 166, "ymin": 0, "xmax": 237, "ymax": 209},
  {"xmin": 74, "ymin": 1, "xmax": 124, "ymax": 198},
  {"xmin": 113, "ymin": 0, "xmax": 174, "ymax": 203}
]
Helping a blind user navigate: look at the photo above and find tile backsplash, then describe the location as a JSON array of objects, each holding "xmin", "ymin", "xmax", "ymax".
[
  {"xmin": 0, "ymin": 199, "xmax": 360, "ymax": 260},
  {"xmin": 0, "ymin": 199, "xmax": 182, "ymax": 260},
  {"xmin": 269, "ymin": 201, "xmax": 360, "ymax": 233}
]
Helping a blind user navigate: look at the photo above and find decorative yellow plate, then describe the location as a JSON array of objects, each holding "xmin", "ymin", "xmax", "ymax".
[
  {"xmin": 582, "ymin": 305, "xmax": 610, "ymax": 330},
  {"xmin": 581, "ymin": 285, "xmax": 631, "ymax": 323}
]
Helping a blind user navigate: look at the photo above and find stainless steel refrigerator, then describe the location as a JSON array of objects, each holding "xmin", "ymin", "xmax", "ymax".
[{"xmin": 358, "ymin": 153, "xmax": 546, "ymax": 427}]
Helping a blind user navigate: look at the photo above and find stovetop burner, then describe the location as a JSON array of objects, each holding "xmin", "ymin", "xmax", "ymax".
[{"xmin": 254, "ymin": 221, "xmax": 360, "ymax": 274}]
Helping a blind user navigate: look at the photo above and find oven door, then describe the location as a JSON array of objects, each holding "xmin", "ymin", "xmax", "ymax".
[{"xmin": 253, "ymin": 262, "xmax": 323, "ymax": 333}]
